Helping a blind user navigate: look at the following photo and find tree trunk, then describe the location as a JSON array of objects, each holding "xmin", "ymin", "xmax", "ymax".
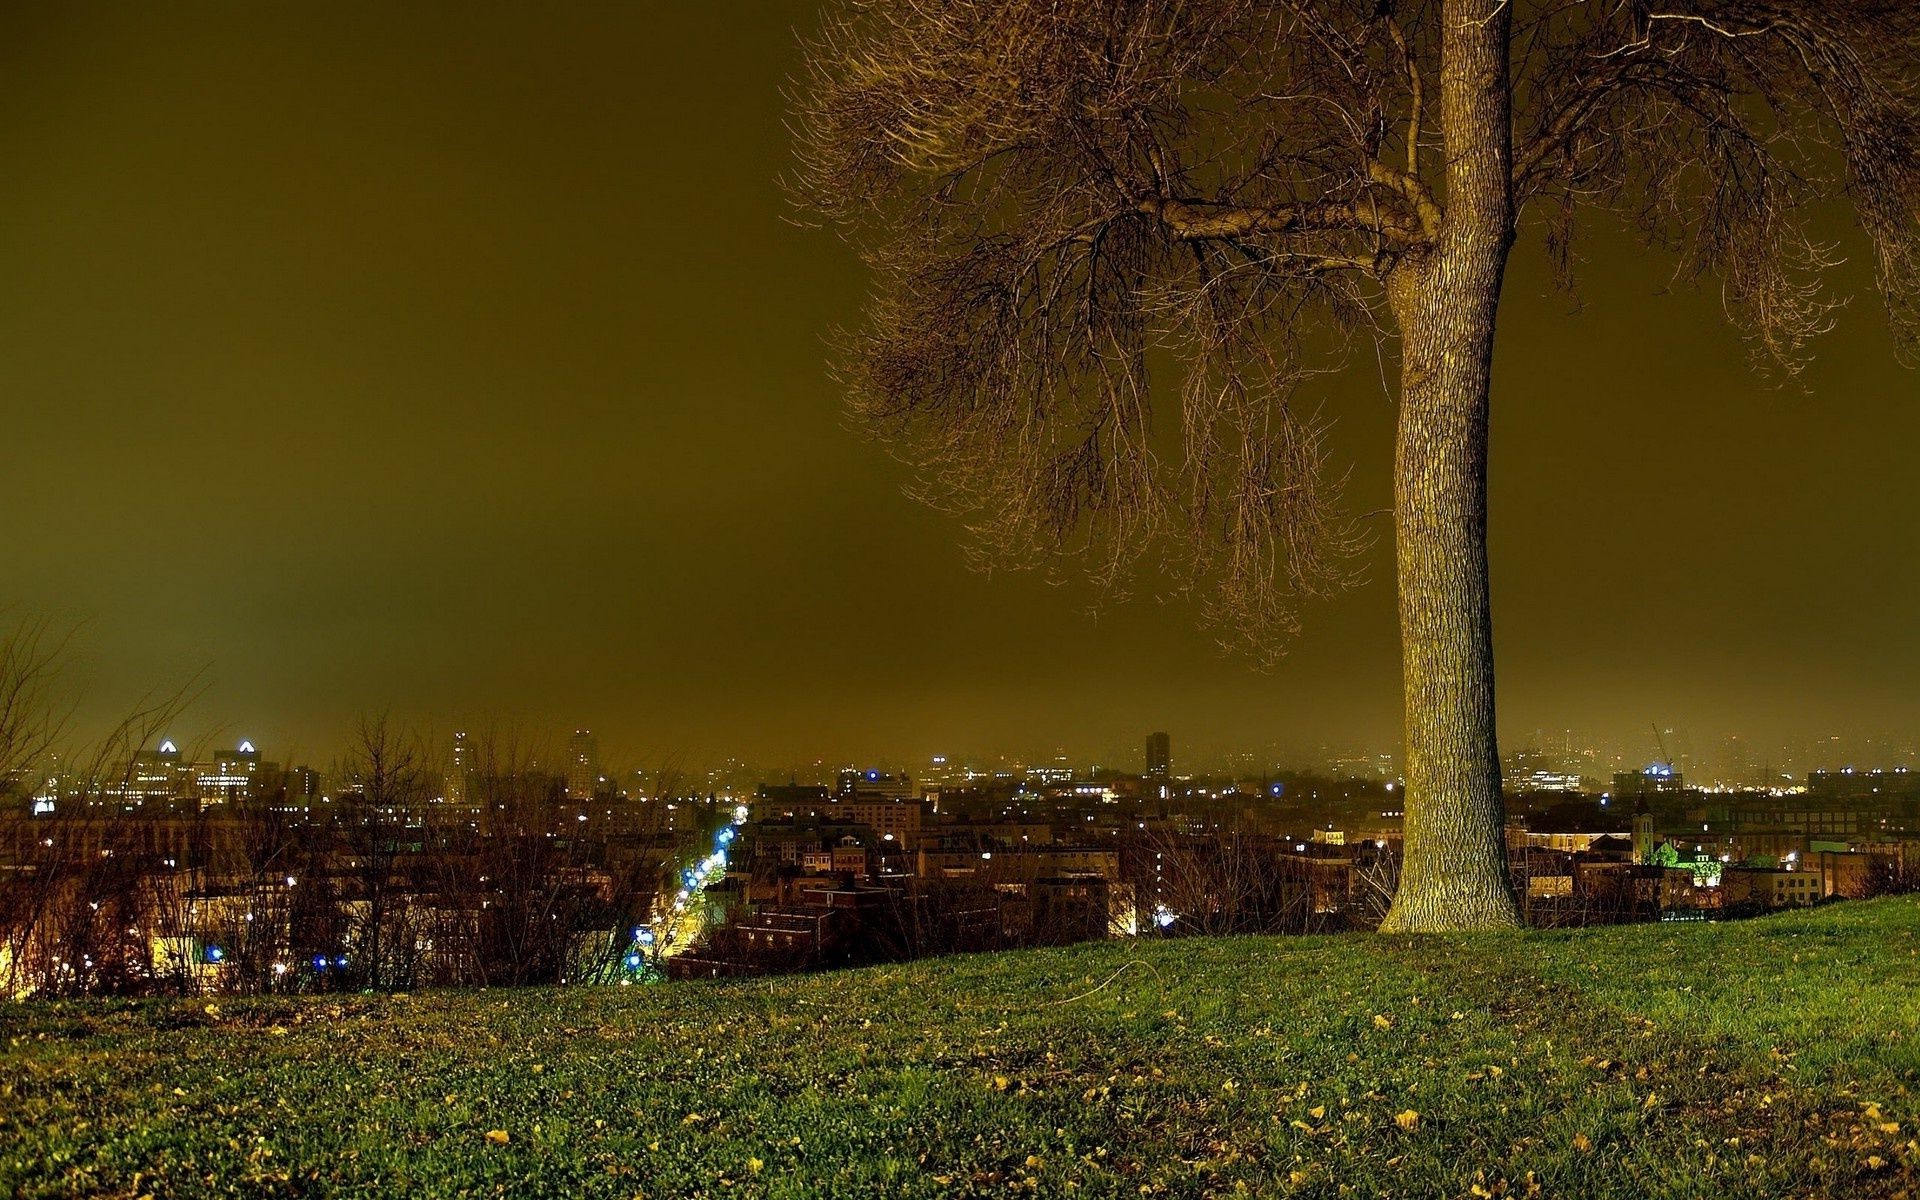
[{"xmin": 1378, "ymin": 0, "xmax": 1521, "ymax": 933}]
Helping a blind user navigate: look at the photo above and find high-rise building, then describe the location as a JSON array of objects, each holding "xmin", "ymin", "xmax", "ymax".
[
  {"xmin": 1146, "ymin": 731, "xmax": 1171, "ymax": 778},
  {"xmin": 194, "ymin": 740, "xmax": 263, "ymax": 806},
  {"xmin": 1502, "ymin": 747, "xmax": 1584, "ymax": 792},
  {"xmin": 112, "ymin": 739, "xmax": 187, "ymax": 806},
  {"xmin": 280, "ymin": 764, "xmax": 321, "ymax": 810},
  {"xmin": 447, "ymin": 731, "xmax": 471, "ymax": 805},
  {"xmin": 567, "ymin": 729, "xmax": 600, "ymax": 801}
]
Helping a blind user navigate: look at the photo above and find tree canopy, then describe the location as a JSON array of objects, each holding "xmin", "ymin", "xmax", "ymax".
[{"xmin": 793, "ymin": 0, "xmax": 1920, "ymax": 649}]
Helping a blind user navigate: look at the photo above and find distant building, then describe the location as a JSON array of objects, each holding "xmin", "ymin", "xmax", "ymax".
[
  {"xmin": 567, "ymin": 729, "xmax": 599, "ymax": 801},
  {"xmin": 1328, "ymin": 752, "xmax": 1397, "ymax": 780},
  {"xmin": 1806, "ymin": 767, "xmax": 1920, "ymax": 804},
  {"xmin": 1513, "ymin": 828, "xmax": 1632, "ymax": 855},
  {"xmin": 194, "ymin": 741, "xmax": 263, "ymax": 806},
  {"xmin": 279, "ymin": 764, "xmax": 321, "ymax": 811},
  {"xmin": 1146, "ymin": 731, "xmax": 1171, "ymax": 778},
  {"xmin": 1721, "ymin": 792, "xmax": 1888, "ymax": 839},
  {"xmin": 1029, "ymin": 876, "xmax": 1114, "ymax": 944},
  {"xmin": 836, "ymin": 768, "xmax": 914, "ymax": 801},
  {"xmin": 1722, "ymin": 865, "xmax": 1823, "ymax": 909},
  {"xmin": 1573, "ymin": 861, "xmax": 1701, "ymax": 919},
  {"xmin": 1808, "ymin": 850, "xmax": 1880, "ymax": 899},
  {"xmin": 1611, "ymin": 764, "xmax": 1685, "ymax": 800},
  {"xmin": 447, "ymin": 731, "xmax": 471, "ymax": 806},
  {"xmin": 1502, "ymin": 747, "xmax": 1585, "ymax": 792},
  {"xmin": 830, "ymin": 797, "xmax": 925, "ymax": 847},
  {"xmin": 755, "ymin": 783, "xmax": 831, "ymax": 814},
  {"xmin": 1631, "ymin": 800, "xmax": 1655, "ymax": 864},
  {"xmin": 916, "ymin": 844, "xmax": 1119, "ymax": 881},
  {"xmin": 115, "ymin": 739, "xmax": 187, "ymax": 805}
]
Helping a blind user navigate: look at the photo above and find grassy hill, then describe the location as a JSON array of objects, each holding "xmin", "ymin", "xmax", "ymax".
[{"xmin": 4, "ymin": 899, "xmax": 1919, "ymax": 1199}]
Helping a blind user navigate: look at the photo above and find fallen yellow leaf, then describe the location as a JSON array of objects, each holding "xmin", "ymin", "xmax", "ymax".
[
  {"xmin": 1394, "ymin": 1110, "xmax": 1420, "ymax": 1131},
  {"xmin": 485, "ymin": 1130, "xmax": 510, "ymax": 1145}
]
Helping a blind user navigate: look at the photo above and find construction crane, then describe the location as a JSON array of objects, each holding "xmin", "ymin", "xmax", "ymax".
[{"xmin": 1650, "ymin": 722, "xmax": 1675, "ymax": 778}]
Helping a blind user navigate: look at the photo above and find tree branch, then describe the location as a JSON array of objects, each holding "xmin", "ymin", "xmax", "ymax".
[
  {"xmin": 1512, "ymin": 60, "xmax": 1664, "ymax": 196},
  {"xmin": 1141, "ymin": 194, "xmax": 1428, "ymax": 248},
  {"xmin": 1367, "ymin": 161, "xmax": 1444, "ymax": 240},
  {"xmin": 1381, "ymin": 14, "xmax": 1424, "ymax": 179}
]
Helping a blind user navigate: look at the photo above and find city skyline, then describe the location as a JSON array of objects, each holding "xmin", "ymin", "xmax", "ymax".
[
  {"xmin": 4, "ymin": 4, "xmax": 1919, "ymax": 768},
  {"xmin": 22, "ymin": 718, "xmax": 1920, "ymax": 792}
]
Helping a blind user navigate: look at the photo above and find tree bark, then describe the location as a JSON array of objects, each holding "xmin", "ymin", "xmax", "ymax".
[{"xmin": 1378, "ymin": 0, "xmax": 1522, "ymax": 933}]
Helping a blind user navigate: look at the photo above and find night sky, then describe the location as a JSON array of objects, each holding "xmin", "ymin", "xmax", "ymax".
[{"xmin": 2, "ymin": 4, "xmax": 1915, "ymax": 771}]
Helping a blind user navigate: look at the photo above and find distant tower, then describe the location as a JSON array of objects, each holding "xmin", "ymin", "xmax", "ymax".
[
  {"xmin": 448, "ymin": 731, "xmax": 470, "ymax": 806},
  {"xmin": 567, "ymin": 729, "xmax": 600, "ymax": 801},
  {"xmin": 1146, "ymin": 731, "xmax": 1171, "ymax": 778},
  {"xmin": 1631, "ymin": 797, "xmax": 1655, "ymax": 864},
  {"xmin": 195, "ymin": 740, "xmax": 262, "ymax": 806},
  {"xmin": 127, "ymin": 738, "xmax": 187, "ymax": 805}
]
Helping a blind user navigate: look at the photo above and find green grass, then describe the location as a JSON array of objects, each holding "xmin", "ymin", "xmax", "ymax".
[{"xmin": 5, "ymin": 899, "xmax": 1920, "ymax": 1199}]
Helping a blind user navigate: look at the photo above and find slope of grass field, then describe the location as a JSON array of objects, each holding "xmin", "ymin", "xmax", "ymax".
[{"xmin": 4, "ymin": 899, "xmax": 1919, "ymax": 1199}]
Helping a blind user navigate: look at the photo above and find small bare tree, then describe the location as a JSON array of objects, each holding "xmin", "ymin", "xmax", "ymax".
[
  {"xmin": 210, "ymin": 778, "xmax": 302, "ymax": 995},
  {"xmin": 0, "ymin": 617, "xmax": 69, "ymax": 786},
  {"xmin": 793, "ymin": 0, "xmax": 1920, "ymax": 930},
  {"xmin": 336, "ymin": 715, "xmax": 430, "ymax": 990},
  {"xmin": 1144, "ymin": 824, "xmax": 1317, "ymax": 936},
  {"xmin": 0, "ymin": 662, "xmax": 197, "ymax": 997}
]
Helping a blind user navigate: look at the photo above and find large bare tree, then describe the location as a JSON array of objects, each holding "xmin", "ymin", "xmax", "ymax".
[{"xmin": 792, "ymin": 0, "xmax": 1919, "ymax": 930}]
